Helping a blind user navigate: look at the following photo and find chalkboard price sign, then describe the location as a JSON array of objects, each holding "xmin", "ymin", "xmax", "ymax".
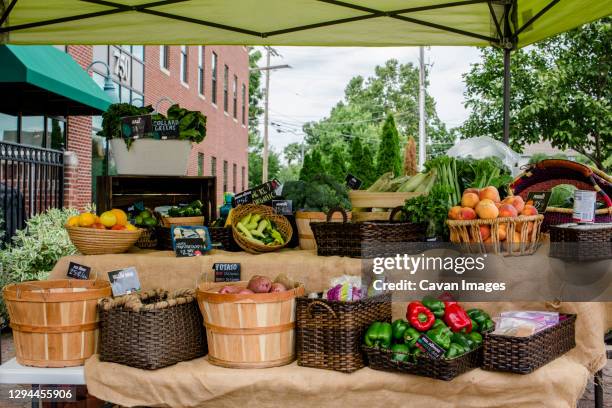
[
  {"xmin": 108, "ymin": 267, "xmax": 141, "ymax": 297},
  {"xmin": 345, "ymin": 173, "xmax": 363, "ymax": 190},
  {"xmin": 526, "ymin": 191, "xmax": 552, "ymax": 214},
  {"xmin": 172, "ymin": 226, "xmax": 212, "ymax": 257},
  {"xmin": 213, "ymin": 263, "xmax": 241, "ymax": 282},
  {"xmin": 234, "ymin": 179, "xmax": 281, "ymax": 206},
  {"xmin": 151, "ymin": 119, "xmax": 179, "ymax": 140},
  {"xmin": 67, "ymin": 262, "xmax": 91, "ymax": 280},
  {"xmin": 272, "ymin": 200, "xmax": 293, "ymax": 215},
  {"xmin": 121, "ymin": 115, "xmax": 150, "ymax": 140}
]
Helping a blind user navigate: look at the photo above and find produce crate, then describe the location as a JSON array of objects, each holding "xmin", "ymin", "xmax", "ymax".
[
  {"xmin": 96, "ymin": 175, "xmax": 217, "ymax": 226},
  {"xmin": 349, "ymin": 191, "xmax": 423, "ymax": 209},
  {"xmin": 549, "ymin": 223, "xmax": 612, "ymax": 261},
  {"xmin": 482, "ymin": 314, "xmax": 576, "ymax": 374},
  {"xmin": 363, "ymin": 344, "xmax": 482, "ymax": 381},
  {"xmin": 296, "ymin": 292, "xmax": 392, "ymax": 373}
]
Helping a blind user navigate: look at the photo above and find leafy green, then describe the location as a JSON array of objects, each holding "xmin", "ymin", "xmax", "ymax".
[
  {"xmin": 424, "ymin": 156, "xmax": 461, "ymax": 206},
  {"xmin": 282, "ymin": 174, "xmax": 351, "ymax": 213},
  {"xmin": 404, "ymin": 184, "xmax": 452, "ymax": 238},
  {"xmin": 167, "ymin": 104, "xmax": 207, "ymax": 144},
  {"xmin": 548, "ymin": 184, "xmax": 577, "ymax": 208},
  {"xmin": 98, "ymin": 103, "xmax": 154, "ymax": 148},
  {"xmin": 455, "ymin": 157, "xmax": 513, "ymax": 191}
]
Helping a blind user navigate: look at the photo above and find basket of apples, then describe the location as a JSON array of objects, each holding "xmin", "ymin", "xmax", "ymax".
[
  {"xmin": 446, "ymin": 186, "xmax": 544, "ymax": 256},
  {"xmin": 65, "ymin": 209, "xmax": 142, "ymax": 255}
]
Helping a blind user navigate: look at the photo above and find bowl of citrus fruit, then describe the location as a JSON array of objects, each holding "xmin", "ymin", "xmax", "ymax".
[{"xmin": 65, "ymin": 209, "xmax": 143, "ymax": 255}]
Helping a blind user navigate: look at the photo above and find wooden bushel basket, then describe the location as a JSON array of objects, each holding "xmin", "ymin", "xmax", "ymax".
[
  {"xmin": 3, "ymin": 280, "xmax": 111, "ymax": 367},
  {"xmin": 196, "ymin": 281, "xmax": 304, "ymax": 368}
]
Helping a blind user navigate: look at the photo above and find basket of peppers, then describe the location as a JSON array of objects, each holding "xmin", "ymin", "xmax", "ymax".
[{"xmin": 362, "ymin": 297, "xmax": 494, "ymax": 381}]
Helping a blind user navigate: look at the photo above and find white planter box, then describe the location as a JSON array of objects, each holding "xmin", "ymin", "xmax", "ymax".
[{"xmin": 110, "ymin": 139, "xmax": 192, "ymax": 176}]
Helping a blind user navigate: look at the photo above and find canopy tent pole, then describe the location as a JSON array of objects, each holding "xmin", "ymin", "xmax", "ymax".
[
  {"xmin": 501, "ymin": 0, "xmax": 515, "ymax": 146},
  {"xmin": 418, "ymin": 46, "xmax": 426, "ymax": 170}
]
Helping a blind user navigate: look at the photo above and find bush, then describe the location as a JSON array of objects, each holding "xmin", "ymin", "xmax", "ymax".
[{"xmin": 0, "ymin": 208, "xmax": 78, "ymax": 320}]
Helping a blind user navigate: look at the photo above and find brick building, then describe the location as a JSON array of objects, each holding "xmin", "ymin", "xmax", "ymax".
[{"xmin": 66, "ymin": 45, "xmax": 249, "ymax": 208}]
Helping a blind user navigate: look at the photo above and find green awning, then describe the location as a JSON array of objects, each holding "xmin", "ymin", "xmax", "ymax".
[
  {"xmin": 0, "ymin": 1, "xmax": 610, "ymax": 47},
  {"xmin": 0, "ymin": 45, "xmax": 112, "ymax": 115}
]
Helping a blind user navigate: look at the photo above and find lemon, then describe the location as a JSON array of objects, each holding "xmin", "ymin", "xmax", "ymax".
[
  {"xmin": 110, "ymin": 208, "xmax": 128, "ymax": 226},
  {"xmin": 125, "ymin": 223, "xmax": 138, "ymax": 231},
  {"xmin": 66, "ymin": 215, "xmax": 80, "ymax": 227},
  {"xmin": 78, "ymin": 212, "xmax": 96, "ymax": 227},
  {"xmin": 99, "ymin": 211, "xmax": 117, "ymax": 228}
]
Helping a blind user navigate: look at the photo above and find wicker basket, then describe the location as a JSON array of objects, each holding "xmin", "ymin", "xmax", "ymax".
[
  {"xmin": 135, "ymin": 228, "xmax": 157, "ymax": 249},
  {"xmin": 542, "ymin": 207, "xmax": 612, "ymax": 231},
  {"xmin": 208, "ymin": 226, "xmax": 241, "ymax": 252},
  {"xmin": 549, "ymin": 223, "xmax": 612, "ymax": 261},
  {"xmin": 98, "ymin": 289, "xmax": 207, "ymax": 370},
  {"xmin": 66, "ymin": 226, "xmax": 142, "ymax": 255},
  {"xmin": 296, "ymin": 292, "xmax": 392, "ymax": 373},
  {"xmin": 310, "ymin": 207, "xmax": 427, "ymax": 258},
  {"xmin": 363, "ymin": 344, "xmax": 482, "ymax": 381},
  {"xmin": 231, "ymin": 204, "xmax": 293, "ymax": 254},
  {"xmin": 483, "ymin": 314, "xmax": 576, "ymax": 374},
  {"xmin": 447, "ymin": 215, "xmax": 544, "ymax": 256},
  {"xmin": 160, "ymin": 216, "xmax": 205, "ymax": 227}
]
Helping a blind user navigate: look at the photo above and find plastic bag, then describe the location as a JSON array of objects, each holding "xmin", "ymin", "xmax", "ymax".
[{"xmin": 446, "ymin": 136, "xmax": 522, "ymax": 176}]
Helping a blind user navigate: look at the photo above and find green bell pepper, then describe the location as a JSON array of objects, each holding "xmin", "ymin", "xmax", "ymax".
[
  {"xmin": 391, "ymin": 343, "xmax": 411, "ymax": 362},
  {"xmin": 468, "ymin": 331, "xmax": 483, "ymax": 347},
  {"xmin": 467, "ymin": 309, "xmax": 491, "ymax": 329},
  {"xmin": 451, "ymin": 332, "xmax": 474, "ymax": 351},
  {"xmin": 426, "ymin": 326, "xmax": 452, "ymax": 350},
  {"xmin": 411, "ymin": 347, "xmax": 422, "ymax": 362},
  {"xmin": 469, "ymin": 318, "xmax": 479, "ymax": 332},
  {"xmin": 402, "ymin": 327, "xmax": 421, "ymax": 348},
  {"xmin": 422, "ymin": 296, "xmax": 445, "ymax": 318},
  {"xmin": 479, "ymin": 318, "xmax": 495, "ymax": 332},
  {"xmin": 364, "ymin": 322, "xmax": 392, "ymax": 349},
  {"xmin": 391, "ymin": 319, "xmax": 409, "ymax": 341},
  {"xmin": 445, "ymin": 343, "xmax": 466, "ymax": 359},
  {"xmin": 432, "ymin": 318, "xmax": 446, "ymax": 329}
]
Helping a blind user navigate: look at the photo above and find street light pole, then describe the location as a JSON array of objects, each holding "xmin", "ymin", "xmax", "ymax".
[
  {"xmin": 263, "ymin": 48, "xmax": 271, "ymax": 183},
  {"xmin": 418, "ymin": 46, "xmax": 427, "ymax": 170}
]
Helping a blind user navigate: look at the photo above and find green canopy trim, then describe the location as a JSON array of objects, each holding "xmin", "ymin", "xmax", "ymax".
[
  {"xmin": 0, "ymin": 45, "xmax": 112, "ymax": 115},
  {"xmin": 0, "ymin": 0, "xmax": 610, "ymax": 47}
]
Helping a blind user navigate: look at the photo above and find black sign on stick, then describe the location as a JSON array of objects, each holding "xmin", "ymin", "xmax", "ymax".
[
  {"xmin": 416, "ymin": 335, "xmax": 445, "ymax": 359},
  {"xmin": 172, "ymin": 226, "xmax": 212, "ymax": 257},
  {"xmin": 151, "ymin": 119, "xmax": 180, "ymax": 140},
  {"xmin": 67, "ymin": 262, "xmax": 91, "ymax": 280},
  {"xmin": 272, "ymin": 200, "xmax": 293, "ymax": 215},
  {"xmin": 213, "ymin": 263, "xmax": 241, "ymax": 282},
  {"xmin": 121, "ymin": 115, "xmax": 150, "ymax": 140},
  {"xmin": 526, "ymin": 191, "xmax": 552, "ymax": 213},
  {"xmin": 108, "ymin": 267, "xmax": 141, "ymax": 297},
  {"xmin": 234, "ymin": 179, "xmax": 281, "ymax": 206},
  {"xmin": 345, "ymin": 173, "xmax": 363, "ymax": 190}
]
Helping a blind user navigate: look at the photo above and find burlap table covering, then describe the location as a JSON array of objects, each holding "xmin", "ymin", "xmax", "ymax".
[{"xmin": 48, "ymin": 249, "xmax": 610, "ymax": 407}]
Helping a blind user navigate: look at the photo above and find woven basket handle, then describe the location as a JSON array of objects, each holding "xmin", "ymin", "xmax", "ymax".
[
  {"xmin": 307, "ymin": 300, "xmax": 338, "ymax": 320},
  {"xmin": 388, "ymin": 206, "xmax": 409, "ymax": 223},
  {"xmin": 326, "ymin": 207, "xmax": 348, "ymax": 223}
]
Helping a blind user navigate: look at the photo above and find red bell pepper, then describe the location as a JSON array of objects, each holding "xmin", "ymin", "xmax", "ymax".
[
  {"xmin": 444, "ymin": 303, "xmax": 472, "ymax": 333},
  {"xmin": 406, "ymin": 301, "xmax": 435, "ymax": 332}
]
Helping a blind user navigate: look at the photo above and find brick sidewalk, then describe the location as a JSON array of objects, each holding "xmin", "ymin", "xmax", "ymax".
[{"xmin": 0, "ymin": 331, "xmax": 609, "ymax": 407}]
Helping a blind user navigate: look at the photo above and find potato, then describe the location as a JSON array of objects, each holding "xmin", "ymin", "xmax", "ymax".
[
  {"xmin": 238, "ymin": 289, "xmax": 254, "ymax": 294},
  {"xmin": 247, "ymin": 275, "xmax": 272, "ymax": 293},
  {"xmin": 218, "ymin": 285, "xmax": 243, "ymax": 294},
  {"xmin": 269, "ymin": 282, "xmax": 287, "ymax": 292},
  {"xmin": 273, "ymin": 273, "xmax": 295, "ymax": 290}
]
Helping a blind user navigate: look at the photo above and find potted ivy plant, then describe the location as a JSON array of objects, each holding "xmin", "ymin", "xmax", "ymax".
[{"xmin": 100, "ymin": 103, "xmax": 207, "ymax": 175}]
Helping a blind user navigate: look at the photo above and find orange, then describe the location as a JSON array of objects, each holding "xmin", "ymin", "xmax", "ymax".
[
  {"xmin": 111, "ymin": 225, "xmax": 126, "ymax": 231},
  {"xmin": 99, "ymin": 211, "xmax": 117, "ymax": 228},
  {"xmin": 110, "ymin": 209, "xmax": 128, "ymax": 226},
  {"xmin": 78, "ymin": 212, "xmax": 96, "ymax": 227},
  {"xmin": 66, "ymin": 216, "xmax": 80, "ymax": 227}
]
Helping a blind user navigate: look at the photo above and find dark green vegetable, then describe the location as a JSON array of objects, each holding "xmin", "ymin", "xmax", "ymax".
[
  {"xmin": 282, "ymin": 174, "xmax": 351, "ymax": 212},
  {"xmin": 404, "ymin": 184, "xmax": 453, "ymax": 238},
  {"xmin": 364, "ymin": 322, "xmax": 392, "ymax": 348},
  {"xmin": 422, "ymin": 296, "xmax": 445, "ymax": 318},
  {"xmin": 445, "ymin": 343, "xmax": 466, "ymax": 359},
  {"xmin": 391, "ymin": 343, "xmax": 411, "ymax": 362},
  {"xmin": 402, "ymin": 327, "xmax": 421, "ymax": 348},
  {"xmin": 392, "ymin": 319, "xmax": 410, "ymax": 341},
  {"xmin": 455, "ymin": 157, "xmax": 513, "ymax": 191}
]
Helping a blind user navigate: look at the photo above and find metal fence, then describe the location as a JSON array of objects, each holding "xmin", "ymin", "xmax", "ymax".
[{"xmin": 0, "ymin": 141, "xmax": 64, "ymax": 245}]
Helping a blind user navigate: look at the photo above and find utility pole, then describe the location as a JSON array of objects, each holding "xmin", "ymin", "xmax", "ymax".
[
  {"xmin": 418, "ymin": 46, "xmax": 427, "ymax": 170},
  {"xmin": 253, "ymin": 46, "xmax": 290, "ymax": 183}
]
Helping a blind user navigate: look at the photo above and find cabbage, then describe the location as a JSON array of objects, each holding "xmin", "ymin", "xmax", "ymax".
[{"xmin": 548, "ymin": 184, "xmax": 576, "ymax": 208}]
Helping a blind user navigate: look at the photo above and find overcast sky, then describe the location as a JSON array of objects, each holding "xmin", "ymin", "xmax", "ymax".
[{"xmin": 256, "ymin": 46, "xmax": 482, "ymax": 160}]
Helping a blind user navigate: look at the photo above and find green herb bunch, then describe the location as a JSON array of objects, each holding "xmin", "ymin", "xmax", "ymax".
[{"xmin": 404, "ymin": 184, "xmax": 453, "ymax": 239}]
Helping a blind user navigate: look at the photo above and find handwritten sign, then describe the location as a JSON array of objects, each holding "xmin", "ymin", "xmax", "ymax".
[
  {"xmin": 108, "ymin": 267, "xmax": 141, "ymax": 297},
  {"xmin": 213, "ymin": 263, "xmax": 241, "ymax": 282},
  {"xmin": 151, "ymin": 119, "xmax": 179, "ymax": 140},
  {"xmin": 67, "ymin": 262, "xmax": 91, "ymax": 280},
  {"xmin": 172, "ymin": 226, "xmax": 212, "ymax": 257},
  {"xmin": 416, "ymin": 335, "xmax": 445, "ymax": 359},
  {"xmin": 272, "ymin": 200, "xmax": 293, "ymax": 215},
  {"xmin": 345, "ymin": 174, "xmax": 363, "ymax": 190},
  {"xmin": 526, "ymin": 191, "xmax": 552, "ymax": 213},
  {"xmin": 234, "ymin": 179, "xmax": 281, "ymax": 206},
  {"xmin": 121, "ymin": 115, "xmax": 150, "ymax": 140}
]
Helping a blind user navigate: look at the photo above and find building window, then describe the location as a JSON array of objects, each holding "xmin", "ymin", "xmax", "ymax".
[
  {"xmin": 223, "ymin": 160, "xmax": 228, "ymax": 192},
  {"xmin": 160, "ymin": 46, "xmax": 170, "ymax": 71},
  {"xmin": 241, "ymin": 166, "xmax": 245, "ymax": 191},
  {"xmin": 197, "ymin": 152, "xmax": 204, "ymax": 176},
  {"xmin": 232, "ymin": 163, "xmax": 237, "ymax": 192},
  {"xmin": 198, "ymin": 46, "xmax": 205, "ymax": 96},
  {"xmin": 0, "ymin": 114, "xmax": 66, "ymax": 149},
  {"xmin": 93, "ymin": 45, "xmax": 144, "ymax": 105},
  {"xmin": 241, "ymin": 84, "xmax": 246, "ymax": 125},
  {"xmin": 232, "ymin": 75, "xmax": 238, "ymax": 119},
  {"xmin": 180, "ymin": 46, "xmax": 188, "ymax": 84},
  {"xmin": 211, "ymin": 156, "xmax": 217, "ymax": 176},
  {"xmin": 211, "ymin": 52, "xmax": 218, "ymax": 104},
  {"xmin": 223, "ymin": 65, "xmax": 229, "ymax": 112}
]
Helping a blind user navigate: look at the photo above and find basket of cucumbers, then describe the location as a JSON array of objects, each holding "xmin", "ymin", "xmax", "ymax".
[
  {"xmin": 161, "ymin": 200, "xmax": 206, "ymax": 227},
  {"xmin": 231, "ymin": 204, "xmax": 293, "ymax": 254}
]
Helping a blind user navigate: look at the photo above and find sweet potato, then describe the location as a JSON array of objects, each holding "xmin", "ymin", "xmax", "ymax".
[
  {"xmin": 247, "ymin": 275, "xmax": 272, "ymax": 293},
  {"xmin": 269, "ymin": 282, "xmax": 287, "ymax": 292}
]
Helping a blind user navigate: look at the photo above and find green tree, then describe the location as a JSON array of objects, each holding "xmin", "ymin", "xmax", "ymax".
[
  {"xmin": 349, "ymin": 136, "xmax": 363, "ymax": 176},
  {"xmin": 299, "ymin": 148, "xmax": 324, "ymax": 182},
  {"xmin": 462, "ymin": 18, "xmax": 611, "ymax": 169},
  {"xmin": 248, "ymin": 139, "xmax": 281, "ymax": 187},
  {"xmin": 359, "ymin": 145, "xmax": 377, "ymax": 187},
  {"xmin": 248, "ymin": 48, "xmax": 264, "ymax": 136},
  {"xmin": 327, "ymin": 146, "xmax": 347, "ymax": 182},
  {"xmin": 283, "ymin": 142, "xmax": 302, "ymax": 166},
  {"xmin": 376, "ymin": 114, "xmax": 402, "ymax": 177}
]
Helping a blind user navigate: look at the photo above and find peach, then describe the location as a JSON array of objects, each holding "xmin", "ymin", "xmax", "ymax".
[
  {"xmin": 521, "ymin": 204, "xmax": 539, "ymax": 216},
  {"xmin": 517, "ymin": 221, "xmax": 534, "ymax": 235},
  {"xmin": 502, "ymin": 195, "xmax": 525, "ymax": 213},
  {"xmin": 464, "ymin": 188, "xmax": 480, "ymax": 196},
  {"xmin": 479, "ymin": 225, "xmax": 491, "ymax": 241},
  {"xmin": 475, "ymin": 199, "xmax": 499, "ymax": 219},
  {"xmin": 460, "ymin": 207, "xmax": 477, "ymax": 220},
  {"xmin": 479, "ymin": 186, "xmax": 501, "ymax": 203},
  {"xmin": 498, "ymin": 224, "xmax": 507, "ymax": 241},
  {"xmin": 461, "ymin": 192, "xmax": 480, "ymax": 208},
  {"xmin": 483, "ymin": 236, "xmax": 493, "ymax": 244},
  {"xmin": 495, "ymin": 202, "xmax": 503, "ymax": 210},
  {"xmin": 498, "ymin": 204, "xmax": 518, "ymax": 218},
  {"xmin": 448, "ymin": 206, "xmax": 463, "ymax": 220}
]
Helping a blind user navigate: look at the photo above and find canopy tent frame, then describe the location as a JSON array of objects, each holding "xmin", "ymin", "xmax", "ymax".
[{"xmin": 0, "ymin": 0, "xmax": 579, "ymax": 143}]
